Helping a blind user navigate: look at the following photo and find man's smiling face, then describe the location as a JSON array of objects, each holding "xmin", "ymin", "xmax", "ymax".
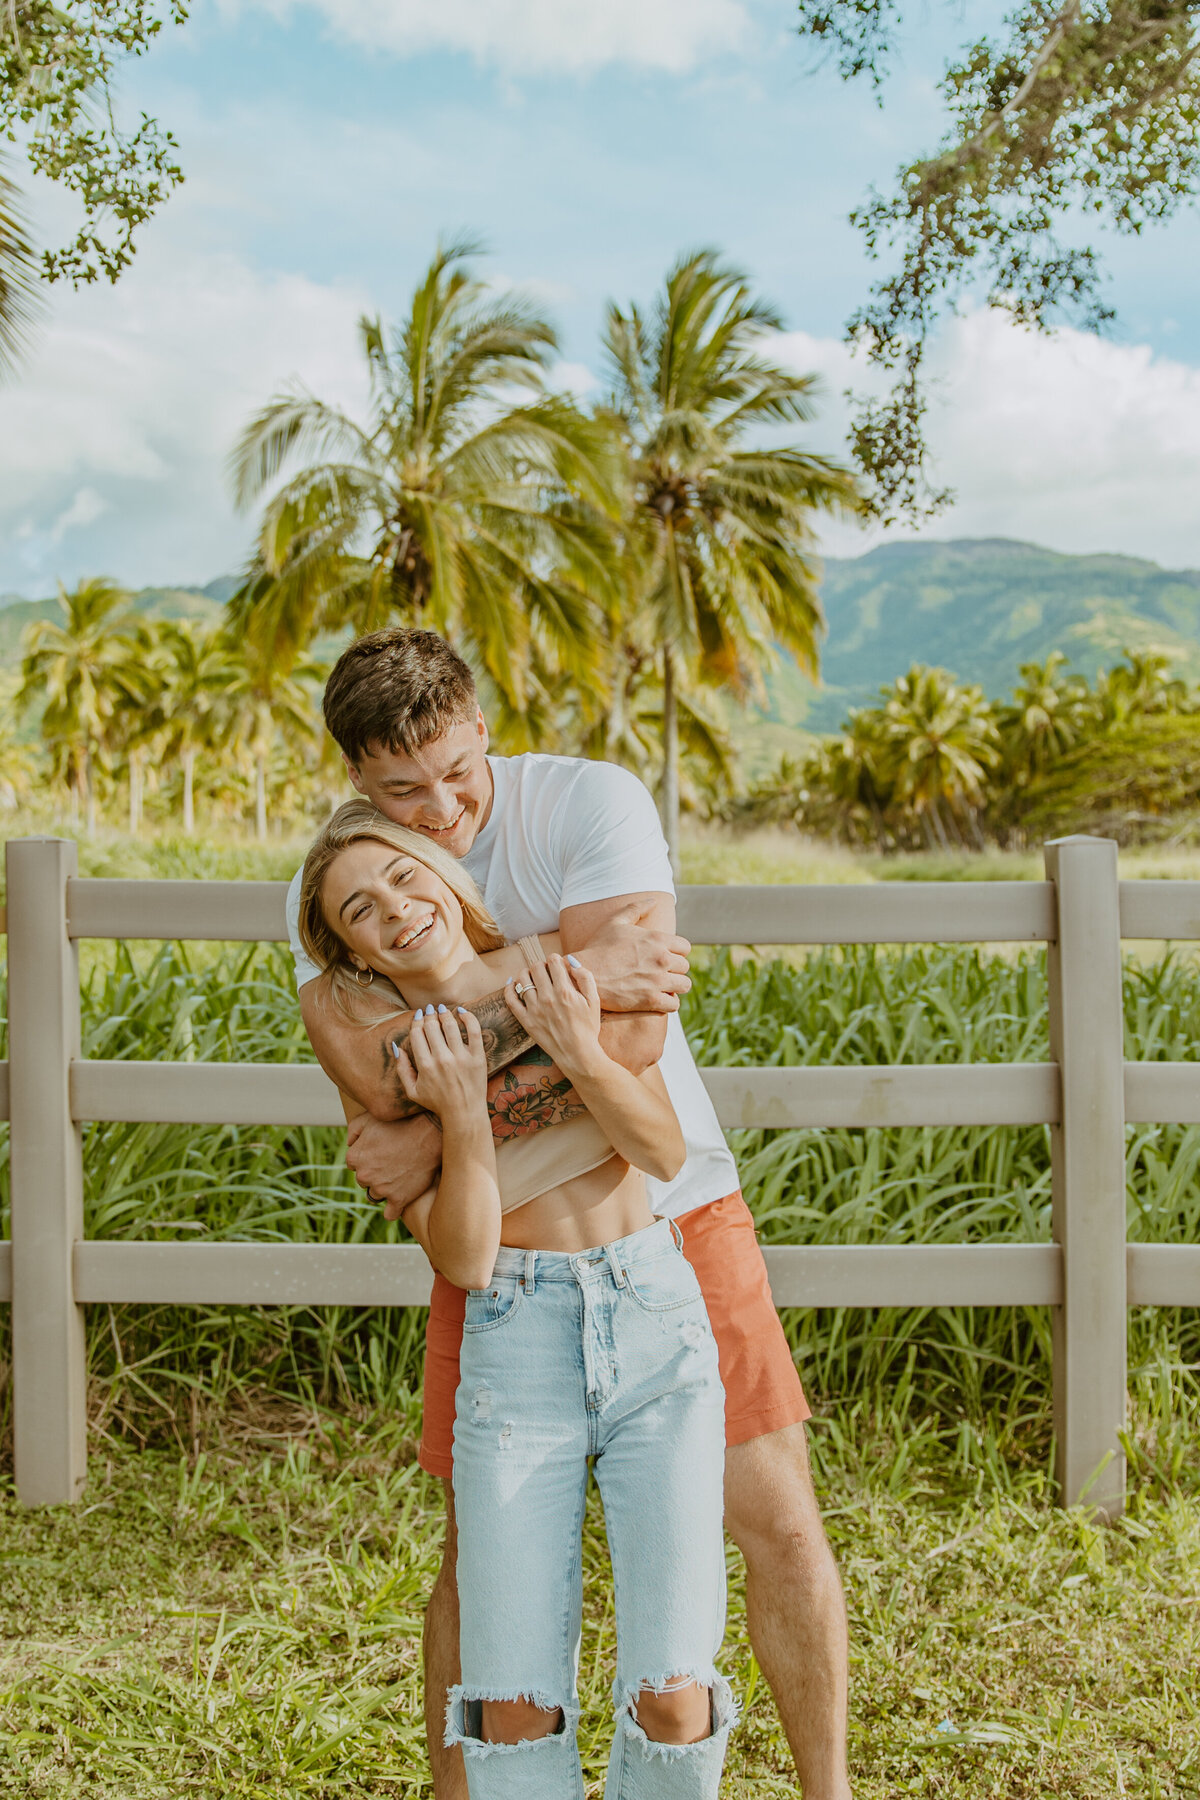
[{"xmin": 344, "ymin": 709, "xmax": 492, "ymax": 860}]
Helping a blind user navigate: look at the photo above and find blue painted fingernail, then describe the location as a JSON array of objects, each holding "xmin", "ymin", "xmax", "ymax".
[
  {"xmin": 426, "ymin": 1004, "xmax": 437, "ymax": 1016},
  {"xmin": 390, "ymin": 1041, "xmax": 401, "ymax": 1057},
  {"xmin": 456, "ymin": 1006, "xmax": 467, "ymax": 1014},
  {"xmin": 437, "ymin": 1004, "xmax": 448, "ymax": 1013},
  {"xmin": 505, "ymin": 975, "xmax": 513, "ymax": 984},
  {"xmin": 567, "ymin": 955, "xmax": 582, "ymax": 968}
]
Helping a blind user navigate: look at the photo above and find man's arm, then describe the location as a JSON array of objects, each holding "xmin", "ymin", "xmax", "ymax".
[
  {"xmin": 307, "ymin": 898, "xmax": 686, "ymax": 1132},
  {"xmin": 336, "ymin": 891, "xmax": 690, "ymax": 1218},
  {"xmin": 300, "ymin": 979, "xmax": 536, "ymax": 1122},
  {"xmin": 563, "ymin": 891, "xmax": 687, "ymax": 1074}
]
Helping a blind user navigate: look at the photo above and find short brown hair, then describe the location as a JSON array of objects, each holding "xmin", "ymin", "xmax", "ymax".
[{"xmin": 322, "ymin": 629, "xmax": 477, "ymax": 765}]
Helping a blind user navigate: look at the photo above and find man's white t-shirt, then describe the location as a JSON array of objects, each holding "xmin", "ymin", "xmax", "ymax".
[{"xmin": 286, "ymin": 752, "xmax": 739, "ymax": 1219}]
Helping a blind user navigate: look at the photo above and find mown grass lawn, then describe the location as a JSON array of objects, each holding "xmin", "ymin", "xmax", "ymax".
[{"xmin": 0, "ymin": 1396, "xmax": 1196, "ymax": 1798}]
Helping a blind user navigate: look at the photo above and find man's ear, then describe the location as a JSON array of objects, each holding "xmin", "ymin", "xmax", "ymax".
[
  {"xmin": 344, "ymin": 753, "xmax": 366, "ymax": 795},
  {"xmin": 476, "ymin": 707, "xmax": 489, "ymax": 753}
]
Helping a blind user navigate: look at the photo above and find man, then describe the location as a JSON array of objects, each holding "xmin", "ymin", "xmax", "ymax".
[{"xmin": 287, "ymin": 628, "xmax": 852, "ymax": 1799}]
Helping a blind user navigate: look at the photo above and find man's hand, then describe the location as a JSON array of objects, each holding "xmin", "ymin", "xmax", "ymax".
[
  {"xmin": 346, "ymin": 1112, "xmax": 442, "ymax": 1223},
  {"xmin": 574, "ymin": 899, "xmax": 691, "ymax": 1013}
]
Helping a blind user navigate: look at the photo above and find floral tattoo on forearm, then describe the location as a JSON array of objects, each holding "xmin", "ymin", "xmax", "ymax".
[
  {"xmin": 488, "ymin": 1048, "xmax": 586, "ymax": 1142},
  {"xmin": 380, "ymin": 989, "xmax": 583, "ymax": 1141}
]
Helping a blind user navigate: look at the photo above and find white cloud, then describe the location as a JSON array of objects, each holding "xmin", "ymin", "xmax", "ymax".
[
  {"xmin": 551, "ymin": 360, "xmax": 600, "ymax": 399},
  {"xmin": 0, "ymin": 246, "xmax": 371, "ymax": 594},
  {"xmin": 7, "ymin": 281, "xmax": 1200, "ymax": 601},
  {"xmin": 927, "ymin": 311, "xmax": 1200, "ymax": 568},
  {"xmin": 50, "ymin": 487, "xmax": 109, "ymax": 542},
  {"xmin": 769, "ymin": 313, "xmax": 1200, "ymax": 572},
  {"xmin": 229, "ymin": 0, "xmax": 751, "ymax": 73}
]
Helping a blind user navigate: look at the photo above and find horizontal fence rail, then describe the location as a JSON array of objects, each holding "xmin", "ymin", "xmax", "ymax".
[
  {"xmin": 2, "ymin": 1242, "xmax": 1198, "ymax": 1311},
  {"xmin": 3, "ymin": 833, "xmax": 1200, "ymax": 1516},
  {"xmin": 0, "ymin": 1055, "xmax": 1189, "ymax": 1131}
]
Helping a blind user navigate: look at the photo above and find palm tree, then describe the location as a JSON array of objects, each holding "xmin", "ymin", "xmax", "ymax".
[
  {"xmin": 0, "ymin": 153, "xmax": 39, "ymax": 376},
  {"xmin": 998, "ymin": 652, "xmax": 1095, "ymax": 789},
  {"xmin": 0, "ymin": 672, "xmax": 38, "ymax": 812},
  {"xmin": 216, "ymin": 636, "xmax": 325, "ymax": 841},
  {"xmin": 107, "ymin": 620, "xmax": 162, "ymax": 832},
  {"xmin": 820, "ymin": 709, "xmax": 900, "ymax": 846},
  {"xmin": 228, "ymin": 239, "xmax": 616, "ymax": 715},
  {"xmin": 1096, "ymin": 650, "xmax": 1189, "ymax": 726},
  {"xmin": 881, "ymin": 665, "xmax": 1000, "ymax": 849},
  {"xmin": 564, "ymin": 616, "xmax": 737, "ymax": 805},
  {"xmin": 603, "ymin": 249, "xmax": 859, "ymax": 867},
  {"xmin": 156, "ymin": 621, "xmax": 239, "ymax": 832},
  {"xmin": 18, "ymin": 578, "xmax": 143, "ymax": 832}
]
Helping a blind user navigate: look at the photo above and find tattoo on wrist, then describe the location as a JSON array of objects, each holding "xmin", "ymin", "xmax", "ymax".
[
  {"xmin": 379, "ymin": 992, "xmax": 535, "ymax": 1117},
  {"xmin": 474, "ymin": 991, "xmax": 535, "ymax": 1074}
]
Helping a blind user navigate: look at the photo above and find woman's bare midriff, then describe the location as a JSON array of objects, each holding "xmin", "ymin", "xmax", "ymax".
[{"xmin": 497, "ymin": 1155, "xmax": 654, "ymax": 1255}]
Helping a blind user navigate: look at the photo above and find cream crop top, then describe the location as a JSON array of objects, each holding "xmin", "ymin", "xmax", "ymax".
[{"xmin": 492, "ymin": 936, "xmax": 618, "ymax": 1213}]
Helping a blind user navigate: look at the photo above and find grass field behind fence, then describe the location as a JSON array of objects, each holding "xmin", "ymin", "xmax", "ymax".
[
  {"xmin": 0, "ymin": 903, "xmax": 1198, "ymax": 1793},
  {"xmin": 1, "ymin": 935, "xmax": 1196, "ymax": 1451}
]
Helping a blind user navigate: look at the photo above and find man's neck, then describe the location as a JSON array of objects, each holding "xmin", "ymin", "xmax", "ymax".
[{"xmin": 471, "ymin": 755, "xmax": 496, "ymax": 842}]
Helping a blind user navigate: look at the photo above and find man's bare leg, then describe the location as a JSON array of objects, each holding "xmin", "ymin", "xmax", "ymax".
[
  {"xmin": 424, "ymin": 1480, "xmax": 468, "ymax": 1800},
  {"xmin": 724, "ymin": 1423, "xmax": 851, "ymax": 1800}
]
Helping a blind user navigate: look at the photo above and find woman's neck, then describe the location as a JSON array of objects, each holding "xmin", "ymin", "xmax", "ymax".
[{"xmin": 390, "ymin": 942, "xmax": 495, "ymax": 1014}]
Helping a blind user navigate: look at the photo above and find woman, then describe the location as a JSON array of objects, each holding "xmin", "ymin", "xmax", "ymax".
[{"xmin": 298, "ymin": 800, "xmax": 734, "ymax": 1799}]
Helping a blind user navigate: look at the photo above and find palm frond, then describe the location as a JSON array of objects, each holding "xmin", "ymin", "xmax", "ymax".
[
  {"xmin": 229, "ymin": 392, "xmax": 377, "ymax": 510},
  {"xmin": 0, "ymin": 154, "xmax": 40, "ymax": 376}
]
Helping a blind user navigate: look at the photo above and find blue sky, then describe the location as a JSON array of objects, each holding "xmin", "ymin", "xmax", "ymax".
[{"xmin": 4, "ymin": 0, "xmax": 1200, "ymax": 597}]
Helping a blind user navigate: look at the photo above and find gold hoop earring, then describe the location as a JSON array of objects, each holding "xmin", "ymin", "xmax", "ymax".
[{"xmin": 354, "ymin": 965, "xmax": 374, "ymax": 987}]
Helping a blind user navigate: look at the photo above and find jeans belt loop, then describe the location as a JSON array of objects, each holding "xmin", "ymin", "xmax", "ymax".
[
  {"xmin": 603, "ymin": 1241, "xmax": 626, "ymax": 1288},
  {"xmin": 524, "ymin": 1249, "xmax": 537, "ymax": 1298},
  {"xmin": 669, "ymin": 1219, "xmax": 685, "ymax": 1254}
]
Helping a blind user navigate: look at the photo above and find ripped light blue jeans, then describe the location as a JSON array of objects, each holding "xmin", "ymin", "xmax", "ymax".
[{"xmin": 446, "ymin": 1216, "xmax": 734, "ymax": 1800}]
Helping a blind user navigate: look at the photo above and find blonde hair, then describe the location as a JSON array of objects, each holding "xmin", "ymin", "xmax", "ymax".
[{"xmin": 298, "ymin": 799, "xmax": 505, "ymax": 1017}]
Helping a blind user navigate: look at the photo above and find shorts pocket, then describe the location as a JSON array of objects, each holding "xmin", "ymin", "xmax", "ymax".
[
  {"xmin": 623, "ymin": 1250, "xmax": 706, "ymax": 1315},
  {"xmin": 462, "ymin": 1275, "xmax": 526, "ymax": 1334}
]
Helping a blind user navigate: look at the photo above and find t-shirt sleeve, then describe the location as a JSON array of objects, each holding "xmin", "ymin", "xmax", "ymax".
[
  {"xmin": 556, "ymin": 761, "xmax": 675, "ymax": 910},
  {"xmin": 285, "ymin": 866, "xmax": 322, "ymax": 990}
]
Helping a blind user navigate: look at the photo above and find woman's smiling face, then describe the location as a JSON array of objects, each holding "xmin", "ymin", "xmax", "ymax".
[{"xmin": 321, "ymin": 837, "xmax": 465, "ymax": 982}]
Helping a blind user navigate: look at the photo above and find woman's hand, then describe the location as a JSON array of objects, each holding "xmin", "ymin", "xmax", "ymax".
[
  {"xmin": 393, "ymin": 1006, "xmax": 488, "ymax": 1127},
  {"xmin": 504, "ymin": 955, "xmax": 603, "ymax": 1080}
]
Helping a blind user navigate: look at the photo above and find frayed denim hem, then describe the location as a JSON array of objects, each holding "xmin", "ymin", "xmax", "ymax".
[
  {"xmin": 444, "ymin": 1684, "xmax": 580, "ymax": 1758},
  {"xmin": 613, "ymin": 1668, "xmax": 739, "ymax": 1762}
]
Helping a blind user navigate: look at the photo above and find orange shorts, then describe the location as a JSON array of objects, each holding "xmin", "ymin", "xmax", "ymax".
[{"xmin": 417, "ymin": 1189, "xmax": 810, "ymax": 1479}]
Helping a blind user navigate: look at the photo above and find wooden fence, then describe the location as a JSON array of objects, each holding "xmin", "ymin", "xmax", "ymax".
[{"xmin": 3, "ymin": 831, "xmax": 1200, "ymax": 1518}]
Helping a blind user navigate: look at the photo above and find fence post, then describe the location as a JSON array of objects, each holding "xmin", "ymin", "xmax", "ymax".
[
  {"xmin": 1043, "ymin": 835, "xmax": 1127, "ymax": 1518},
  {"xmin": 6, "ymin": 837, "xmax": 87, "ymax": 1505}
]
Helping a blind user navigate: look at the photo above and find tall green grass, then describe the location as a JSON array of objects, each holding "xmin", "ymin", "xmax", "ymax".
[
  {"xmin": 685, "ymin": 947, "xmax": 1200, "ymax": 1465},
  {"xmin": 1, "ymin": 940, "xmax": 1197, "ymax": 1464}
]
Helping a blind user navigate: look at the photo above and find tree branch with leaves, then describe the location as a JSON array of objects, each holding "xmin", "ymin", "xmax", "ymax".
[
  {"xmin": 0, "ymin": 0, "xmax": 187, "ymax": 365},
  {"xmin": 797, "ymin": 0, "xmax": 1200, "ymax": 519}
]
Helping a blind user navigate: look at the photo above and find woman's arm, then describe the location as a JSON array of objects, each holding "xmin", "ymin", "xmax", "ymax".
[
  {"xmin": 390, "ymin": 1008, "xmax": 502, "ymax": 1290},
  {"xmin": 301, "ymin": 973, "xmax": 535, "ymax": 1123},
  {"xmin": 505, "ymin": 956, "xmax": 685, "ymax": 1184}
]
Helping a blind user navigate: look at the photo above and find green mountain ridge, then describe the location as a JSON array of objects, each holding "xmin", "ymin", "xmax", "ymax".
[
  {"xmin": 0, "ymin": 581, "xmax": 228, "ymax": 670},
  {"xmin": 8, "ymin": 544, "xmax": 1200, "ymax": 783},
  {"xmin": 725, "ymin": 537, "xmax": 1200, "ymax": 772}
]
